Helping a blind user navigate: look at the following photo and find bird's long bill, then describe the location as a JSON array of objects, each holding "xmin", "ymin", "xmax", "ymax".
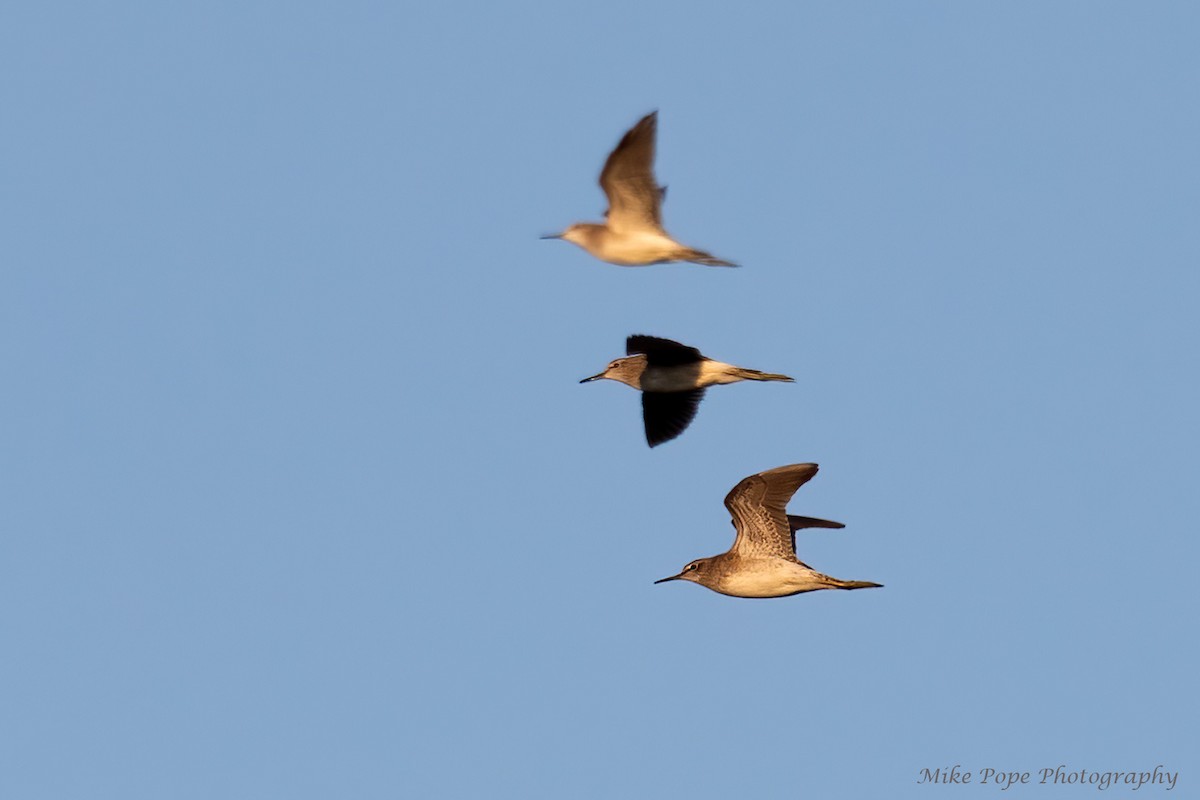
[
  {"xmin": 654, "ymin": 574, "xmax": 683, "ymax": 585},
  {"xmin": 539, "ymin": 232, "xmax": 564, "ymax": 240},
  {"xmin": 579, "ymin": 372, "xmax": 606, "ymax": 383}
]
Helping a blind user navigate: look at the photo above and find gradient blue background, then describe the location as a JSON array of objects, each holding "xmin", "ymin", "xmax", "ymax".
[{"xmin": 3, "ymin": 2, "xmax": 1197, "ymax": 797}]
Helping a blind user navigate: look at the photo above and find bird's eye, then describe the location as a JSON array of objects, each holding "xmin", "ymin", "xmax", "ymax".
[{"xmin": 686, "ymin": 563, "xmax": 698, "ymax": 572}]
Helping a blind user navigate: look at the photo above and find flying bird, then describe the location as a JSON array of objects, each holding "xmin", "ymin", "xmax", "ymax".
[
  {"xmin": 655, "ymin": 463, "xmax": 882, "ymax": 598},
  {"xmin": 541, "ymin": 111, "xmax": 738, "ymax": 267},
  {"xmin": 580, "ymin": 335, "xmax": 793, "ymax": 447}
]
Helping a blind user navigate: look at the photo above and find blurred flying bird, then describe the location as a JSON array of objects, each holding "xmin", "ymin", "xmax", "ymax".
[{"xmin": 541, "ymin": 111, "xmax": 738, "ymax": 267}]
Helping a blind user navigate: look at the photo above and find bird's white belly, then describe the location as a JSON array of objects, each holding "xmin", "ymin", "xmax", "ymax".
[
  {"xmin": 716, "ymin": 562, "xmax": 828, "ymax": 598},
  {"xmin": 598, "ymin": 230, "xmax": 681, "ymax": 265}
]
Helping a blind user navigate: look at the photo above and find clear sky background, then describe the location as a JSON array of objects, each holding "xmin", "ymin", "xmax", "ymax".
[{"xmin": 2, "ymin": 2, "xmax": 1197, "ymax": 797}]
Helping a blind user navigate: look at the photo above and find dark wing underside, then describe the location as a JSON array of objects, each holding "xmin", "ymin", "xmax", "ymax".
[
  {"xmin": 626, "ymin": 334, "xmax": 703, "ymax": 366},
  {"xmin": 787, "ymin": 515, "xmax": 845, "ymax": 556},
  {"xmin": 724, "ymin": 464, "xmax": 822, "ymax": 559},
  {"xmin": 788, "ymin": 515, "xmax": 845, "ymax": 531},
  {"xmin": 641, "ymin": 389, "xmax": 705, "ymax": 447},
  {"xmin": 599, "ymin": 111, "xmax": 665, "ymax": 234}
]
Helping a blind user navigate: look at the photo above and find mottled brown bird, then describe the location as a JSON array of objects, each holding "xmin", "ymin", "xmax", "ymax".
[{"xmin": 655, "ymin": 464, "xmax": 882, "ymax": 598}]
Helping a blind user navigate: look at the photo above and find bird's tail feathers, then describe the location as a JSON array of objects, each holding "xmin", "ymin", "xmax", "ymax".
[
  {"xmin": 826, "ymin": 577, "xmax": 883, "ymax": 590},
  {"xmin": 681, "ymin": 248, "xmax": 739, "ymax": 268},
  {"xmin": 733, "ymin": 367, "xmax": 794, "ymax": 382}
]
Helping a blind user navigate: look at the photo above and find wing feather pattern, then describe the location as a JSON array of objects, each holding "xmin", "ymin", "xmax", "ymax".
[
  {"xmin": 724, "ymin": 464, "xmax": 822, "ymax": 559},
  {"xmin": 599, "ymin": 112, "xmax": 665, "ymax": 234}
]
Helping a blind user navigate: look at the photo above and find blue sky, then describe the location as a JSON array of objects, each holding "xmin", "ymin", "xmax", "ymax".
[{"xmin": 2, "ymin": 2, "xmax": 1197, "ymax": 797}]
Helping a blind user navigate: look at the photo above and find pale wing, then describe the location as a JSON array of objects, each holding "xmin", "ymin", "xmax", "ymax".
[
  {"xmin": 724, "ymin": 464, "xmax": 821, "ymax": 559},
  {"xmin": 599, "ymin": 111, "xmax": 665, "ymax": 234},
  {"xmin": 727, "ymin": 513, "xmax": 846, "ymax": 561}
]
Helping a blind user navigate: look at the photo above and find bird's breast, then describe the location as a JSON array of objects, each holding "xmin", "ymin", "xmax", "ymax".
[
  {"xmin": 594, "ymin": 230, "xmax": 681, "ymax": 265},
  {"xmin": 714, "ymin": 561, "xmax": 829, "ymax": 598}
]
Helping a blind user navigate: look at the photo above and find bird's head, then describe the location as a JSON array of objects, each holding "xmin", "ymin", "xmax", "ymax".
[
  {"xmin": 655, "ymin": 558, "xmax": 715, "ymax": 587},
  {"xmin": 540, "ymin": 223, "xmax": 599, "ymax": 248},
  {"xmin": 579, "ymin": 354, "xmax": 647, "ymax": 387}
]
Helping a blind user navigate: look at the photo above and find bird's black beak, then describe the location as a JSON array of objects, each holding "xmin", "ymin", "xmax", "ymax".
[
  {"xmin": 579, "ymin": 372, "xmax": 605, "ymax": 383},
  {"xmin": 654, "ymin": 574, "xmax": 682, "ymax": 585},
  {"xmin": 540, "ymin": 232, "xmax": 563, "ymax": 240}
]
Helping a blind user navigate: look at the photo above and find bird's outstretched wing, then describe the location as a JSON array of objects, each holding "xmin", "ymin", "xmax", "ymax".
[
  {"xmin": 626, "ymin": 334, "xmax": 703, "ymax": 366},
  {"xmin": 725, "ymin": 464, "xmax": 823, "ymax": 559},
  {"xmin": 599, "ymin": 111, "xmax": 665, "ymax": 234},
  {"xmin": 641, "ymin": 389, "xmax": 705, "ymax": 447},
  {"xmin": 727, "ymin": 514, "xmax": 846, "ymax": 556}
]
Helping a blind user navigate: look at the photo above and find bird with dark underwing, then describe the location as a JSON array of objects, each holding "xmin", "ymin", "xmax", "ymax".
[{"xmin": 580, "ymin": 335, "xmax": 793, "ymax": 447}]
